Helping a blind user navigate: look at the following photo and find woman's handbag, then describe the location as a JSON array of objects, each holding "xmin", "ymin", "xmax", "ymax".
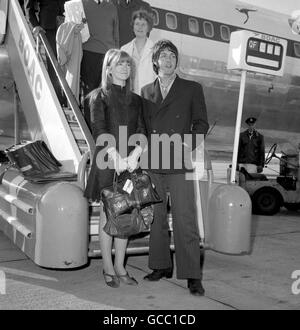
[
  {"xmin": 103, "ymin": 206, "xmax": 154, "ymax": 238},
  {"xmin": 101, "ymin": 171, "xmax": 162, "ymax": 237},
  {"xmin": 101, "ymin": 171, "xmax": 161, "ymax": 218}
]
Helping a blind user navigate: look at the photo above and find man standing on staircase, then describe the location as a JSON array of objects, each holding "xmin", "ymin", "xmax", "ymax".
[
  {"xmin": 24, "ymin": 0, "xmax": 67, "ymax": 103},
  {"xmin": 80, "ymin": 0, "xmax": 119, "ymax": 129}
]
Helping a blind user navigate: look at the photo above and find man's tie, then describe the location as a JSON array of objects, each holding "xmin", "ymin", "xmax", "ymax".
[{"xmin": 161, "ymin": 86, "xmax": 168, "ymax": 99}]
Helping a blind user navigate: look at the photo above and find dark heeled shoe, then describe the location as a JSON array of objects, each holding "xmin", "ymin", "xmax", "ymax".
[
  {"xmin": 117, "ymin": 272, "xmax": 138, "ymax": 286},
  {"xmin": 103, "ymin": 271, "xmax": 120, "ymax": 288}
]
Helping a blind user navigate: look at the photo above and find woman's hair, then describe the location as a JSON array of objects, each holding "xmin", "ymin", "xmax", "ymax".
[
  {"xmin": 152, "ymin": 39, "xmax": 179, "ymax": 75},
  {"xmin": 131, "ymin": 9, "xmax": 154, "ymax": 34},
  {"xmin": 88, "ymin": 49, "xmax": 134, "ymax": 105}
]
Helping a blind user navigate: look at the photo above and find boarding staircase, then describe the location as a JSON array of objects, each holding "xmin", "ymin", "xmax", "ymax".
[
  {"xmin": 1, "ymin": 0, "xmax": 94, "ymax": 169},
  {"xmin": 0, "ymin": 0, "xmax": 159, "ymax": 265}
]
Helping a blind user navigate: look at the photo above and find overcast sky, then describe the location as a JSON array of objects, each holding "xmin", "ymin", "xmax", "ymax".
[{"xmin": 242, "ymin": 0, "xmax": 300, "ymax": 15}]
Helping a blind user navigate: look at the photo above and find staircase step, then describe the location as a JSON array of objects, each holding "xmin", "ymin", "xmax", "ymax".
[
  {"xmin": 88, "ymin": 232, "xmax": 174, "ymax": 257},
  {"xmin": 77, "ymin": 142, "xmax": 89, "ymax": 155},
  {"xmin": 69, "ymin": 125, "xmax": 85, "ymax": 141},
  {"xmin": 63, "ymin": 108, "xmax": 78, "ymax": 124},
  {"xmin": 62, "ymin": 107, "xmax": 91, "ymax": 155},
  {"xmin": 88, "ymin": 234, "xmax": 150, "ymax": 257}
]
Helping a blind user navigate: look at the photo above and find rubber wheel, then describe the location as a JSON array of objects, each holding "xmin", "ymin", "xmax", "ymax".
[
  {"xmin": 252, "ymin": 188, "xmax": 281, "ymax": 215},
  {"xmin": 284, "ymin": 203, "xmax": 300, "ymax": 211}
]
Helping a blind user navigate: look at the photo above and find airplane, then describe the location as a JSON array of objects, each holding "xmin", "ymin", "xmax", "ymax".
[
  {"xmin": 1, "ymin": 0, "xmax": 300, "ymax": 159},
  {"xmin": 1, "ymin": 0, "xmax": 299, "ymax": 268},
  {"xmin": 146, "ymin": 0, "xmax": 300, "ymax": 156}
]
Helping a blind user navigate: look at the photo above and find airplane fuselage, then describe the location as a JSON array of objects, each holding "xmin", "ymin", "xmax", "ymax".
[{"xmin": 147, "ymin": 0, "xmax": 300, "ymax": 153}]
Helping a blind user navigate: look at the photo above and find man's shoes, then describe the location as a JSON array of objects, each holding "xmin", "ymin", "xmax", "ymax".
[
  {"xmin": 187, "ymin": 279, "xmax": 205, "ymax": 296},
  {"xmin": 143, "ymin": 268, "xmax": 172, "ymax": 281}
]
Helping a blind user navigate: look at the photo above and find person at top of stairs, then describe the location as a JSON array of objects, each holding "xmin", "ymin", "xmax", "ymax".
[
  {"xmin": 24, "ymin": 0, "xmax": 67, "ymax": 104},
  {"xmin": 80, "ymin": 0, "xmax": 119, "ymax": 129}
]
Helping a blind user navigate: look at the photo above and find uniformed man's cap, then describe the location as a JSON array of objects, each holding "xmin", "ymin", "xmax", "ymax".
[{"xmin": 245, "ymin": 117, "xmax": 257, "ymax": 125}]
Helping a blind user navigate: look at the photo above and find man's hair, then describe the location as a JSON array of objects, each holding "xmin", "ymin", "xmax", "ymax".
[{"xmin": 152, "ymin": 39, "xmax": 178, "ymax": 75}]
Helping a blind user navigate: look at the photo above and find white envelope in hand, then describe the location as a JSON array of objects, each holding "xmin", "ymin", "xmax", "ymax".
[{"xmin": 64, "ymin": 0, "xmax": 90, "ymax": 43}]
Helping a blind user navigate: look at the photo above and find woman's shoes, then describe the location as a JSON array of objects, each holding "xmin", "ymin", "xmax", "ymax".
[
  {"xmin": 103, "ymin": 271, "xmax": 120, "ymax": 288},
  {"xmin": 117, "ymin": 272, "xmax": 138, "ymax": 286},
  {"xmin": 103, "ymin": 270, "xmax": 138, "ymax": 287}
]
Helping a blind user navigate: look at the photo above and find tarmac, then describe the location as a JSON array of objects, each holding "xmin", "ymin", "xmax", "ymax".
[{"xmin": 0, "ymin": 208, "xmax": 299, "ymax": 310}]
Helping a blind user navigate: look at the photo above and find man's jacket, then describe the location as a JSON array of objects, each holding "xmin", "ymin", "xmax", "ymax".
[
  {"xmin": 141, "ymin": 76, "xmax": 209, "ymax": 174},
  {"xmin": 238, "ymin": 129, "xmax": 265, "ymax": 167},
  {"xmin": 24, "ymin": 0, "xmax": 66, "ymax": 30}
]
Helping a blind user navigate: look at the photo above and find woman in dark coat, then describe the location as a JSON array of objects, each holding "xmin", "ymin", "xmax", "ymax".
[{"xmin": 84, "ymin": 49, "xmax": 146, "ymax": 288}]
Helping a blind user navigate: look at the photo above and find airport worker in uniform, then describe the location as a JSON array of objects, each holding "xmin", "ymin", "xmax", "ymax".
[
  {"xmin": 141, "ymin": 39, "xmax": 209, "ymax": 296},
  {"xmin": 238, "ymin": 117, "xmax": 265, "ymax": 173},
  {"xmin": 113, "ymin": 0, "xmax": 152, "ymax": 47},
  {"xmin": 121, "ymin": 9, "xmax": 156, "ymax": 95},
  {"xmin": 24, "ymin": 0, "xmax": 67, "ymax": 103}
]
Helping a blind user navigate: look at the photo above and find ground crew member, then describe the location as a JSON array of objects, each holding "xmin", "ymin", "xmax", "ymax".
[{"xmin": 238, "ymin": 117, "xmax": 265, "ymax": 173}]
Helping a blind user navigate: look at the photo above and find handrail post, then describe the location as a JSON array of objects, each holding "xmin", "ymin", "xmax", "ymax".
[{"xmin": 77, "ymin": 151, "xmax": 90, "ymax": 190}]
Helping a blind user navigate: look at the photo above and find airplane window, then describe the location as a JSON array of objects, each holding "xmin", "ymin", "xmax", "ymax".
[
  {"xmin": 294, "ymin": 42, "xmax": 300, "ymax": 57},
  {"xmin": 190, "ymin": 57, "xmax": 199, "ymax": 69},
  {"xmin": 203, "ymin": 21, "xmax": 214, "ymax": 38},
  {"xmin": 220, "ymin": 25, "xmax": 230, "ymax": 41},
  {"xmin": 152, "ymin": 9, "xmax": 159, "ymax": 26},
  {"xmin": 166, "ymin": 13, "xmax": 177, "ymax": 30},
  {"xmin": 188, "ymin": 18, "xmax": 199, "ymax": 34}
]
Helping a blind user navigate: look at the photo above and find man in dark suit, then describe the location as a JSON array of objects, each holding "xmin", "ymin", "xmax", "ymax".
[
  {"xmin": 238, "ymin": 117, "xmax": 265, "ymax": 173},
  {"xmin": 24, "ymin": 0, "xmax": 66, "ymax": 41},
  {"xmin": 141, "ymin": 40, "xmax": 209, "ymax": 296},
  {"xmin": 18, "ymin": 0, "xmax": 25, "ymax": 13},
  {"xmin": 24, "ymin": 0, "xmax": 67, "ymax": 103}
]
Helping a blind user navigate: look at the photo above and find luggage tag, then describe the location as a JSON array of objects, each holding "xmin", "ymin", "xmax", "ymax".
[{"xmin": 123, "ymin": 179, "xmax": 134, "ymax": 194}]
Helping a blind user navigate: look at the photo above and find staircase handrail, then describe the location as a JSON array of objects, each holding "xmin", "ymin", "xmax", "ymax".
[{"xmin": 36, "ymin": 30, "xmax": 95, "ymax": 159}]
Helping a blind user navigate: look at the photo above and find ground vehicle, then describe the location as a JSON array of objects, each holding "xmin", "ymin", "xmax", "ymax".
[{"xmin": 239, "ymin": 144, "xmax": 300, "ymax": 215}]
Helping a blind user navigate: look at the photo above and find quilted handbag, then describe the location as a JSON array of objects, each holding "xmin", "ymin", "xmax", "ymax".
[
  {"xmin": 103, "ymin": 206, "xmax": 154, "ymax": 238},
  {"xmin": 101, "ymin": 171, "xmax": 161, "ymax": 237}
]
